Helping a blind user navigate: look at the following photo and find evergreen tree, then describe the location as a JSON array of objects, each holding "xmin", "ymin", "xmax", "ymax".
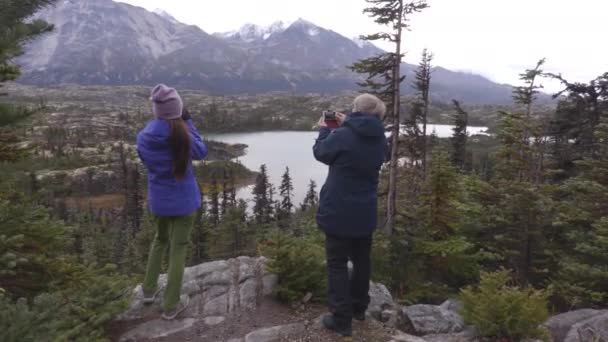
[
  {"xmin": 551, "ymin": 120, "xmax": 608, "ymax": 308},
  {"xmin": 252, "ymin": 164, "xmax": 272, "ymax": 224},
  {"xmin": 406, "ymin": 152, "xmax": 476, "ymax": 301},
  {"xmin": 413, "ymin": 49, "xmax": 433, "ymax": 177},
  {"xmin": 350, "ymin": 0, "xmax": 429, "ymax": 234},
  {"xmin": 209, "ymin": 177, "xmax": 220, "ymax": 226},
  {"xmin": 301, "ymin": 180, "xmax": 318, "ymax": 211},
  {"xmin": 190, "ymin": 183, "xmax": 209, "ymax": 264},
  {"xmin": 220, "ymin": 169, "xmax": 230, "ymax": 215},
  {"xmin": 451, "ymin": 100, "xmax": 469, "ymax": 171},
  {"xmin": 544, "ymin": 71, "xmax": 608, "ymax": 180},
  {"xmin": 0, "ymin": 0, "xmax": 56, "ymax": 85},
  {"xmin": 278, "ymin": 166, "xmax": 294, "ymax": 222}
]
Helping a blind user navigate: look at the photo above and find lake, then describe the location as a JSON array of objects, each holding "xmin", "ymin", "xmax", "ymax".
[{"xmin": 208, "ymin": 124, "xmax": 487, "ymax": 206}]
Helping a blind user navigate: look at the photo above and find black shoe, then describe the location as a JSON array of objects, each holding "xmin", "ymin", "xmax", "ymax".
[
  {"xmin": 353, "ymin": 311, "xmax": 366, "ymax": 321},
  {"xmin": 322, "ymin": 314, "xmax": 352, "ymax": 337}
]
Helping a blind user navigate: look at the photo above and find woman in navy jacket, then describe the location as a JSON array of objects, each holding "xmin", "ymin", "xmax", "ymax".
[
  {"xmin": 314, "ymin": 94, "xmax": 387, "ymax": 337},
  {"xmin": 137, "ymin": 84, "xmax": 208, "ymax": 320}
]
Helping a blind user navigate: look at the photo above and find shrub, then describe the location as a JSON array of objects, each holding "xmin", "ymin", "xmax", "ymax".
[
  {"xmin": 460, "ymin": 269, "xmax": 550, "ymax": 341},
  {"xmin": 0, "ymin": 264, "xmax": 131, "ymax": 342},
  {"xmin": 258, "ymin": 229, "xmax": 326, "ymax": 303}
]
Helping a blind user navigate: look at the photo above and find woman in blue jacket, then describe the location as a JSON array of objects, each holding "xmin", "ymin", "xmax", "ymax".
[
  {"xmin": 137, "ymin": 84, "xmax": 208, "ymax": 320},
  {"xmin": 313, "ymin": 94, "xmax": 387, "ymax": 337}
]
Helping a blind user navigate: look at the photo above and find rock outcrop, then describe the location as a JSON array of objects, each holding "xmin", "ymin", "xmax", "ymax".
[
  {"xmin": 545, "ymin": 309, "xmax": 608, "ymax": 342},
  {"xmin": 115, "ymin": 256, "xmax": 608, "ymax": 342},
  {"xmin": 119, "ymin": 256, "xmax": 277, "ymax": 324},
  {"xmin": 398, "ymin": 300, "xmax": 466, "ymax": 335}
]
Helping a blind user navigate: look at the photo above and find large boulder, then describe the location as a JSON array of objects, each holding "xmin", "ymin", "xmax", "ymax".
[
  {"xmin": 118, "ymin": 256, "xmax": 276, "ymax": 322},
  {"xmin": 545, "ymin": 309, "xmax": 604, "ymax": 342},
  {"xmin": 562, "ymin": 311, "xmax": 608, "ymax": 342},
  {"xmin": 398, "ymin": 300, "xmax": 465, "ymax": 335},
  {"xmin": 369, "ymin": 281, "xmax": 397, "ymax": 320}
]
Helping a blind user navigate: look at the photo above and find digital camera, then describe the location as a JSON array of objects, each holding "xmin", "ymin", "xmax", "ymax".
[{"xmin": 323, "ymin": 111, "xmax": 337, "ymax": 120}]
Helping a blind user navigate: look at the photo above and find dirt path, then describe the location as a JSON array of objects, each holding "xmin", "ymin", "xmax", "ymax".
[{"xmin": 109, "ymin": 299, "xmax": 398, "ymax": 342}]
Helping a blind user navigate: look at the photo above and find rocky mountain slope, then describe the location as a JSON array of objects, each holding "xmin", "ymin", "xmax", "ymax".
[{"xmin": 19, "ymin": 0, "xmax": 519, "ymax": 104}]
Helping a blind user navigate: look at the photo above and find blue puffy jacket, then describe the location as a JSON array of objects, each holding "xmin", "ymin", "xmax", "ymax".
[
  {"xmin": 137, "ymin": 119, "xmax": 208, "ymax": 217},
  {"xmin": 314, "ymin": 113, "xmax": 387, "ymax": 238}
]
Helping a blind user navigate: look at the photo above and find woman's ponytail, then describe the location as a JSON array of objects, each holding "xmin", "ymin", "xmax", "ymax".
[{"xmin": 168, "ymin": 119, "xmax": 192, "ymax": 180}]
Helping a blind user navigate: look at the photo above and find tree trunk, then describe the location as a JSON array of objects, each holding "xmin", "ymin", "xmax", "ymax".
[{"xmin": 385, "ymin": 0, "xmax": 404, "ymax": 236}]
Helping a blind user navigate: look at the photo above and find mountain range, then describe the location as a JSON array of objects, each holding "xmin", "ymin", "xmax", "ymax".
[{"xmin": 17, "ymin": 0, "xmax": 519, "ymax": 105}]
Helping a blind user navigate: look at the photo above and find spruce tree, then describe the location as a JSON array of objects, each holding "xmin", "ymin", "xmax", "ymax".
[
  {"xmin": 350, "ymin": 0, "xmax": 429, "ymax": 234},
  {"xmin": 220, "ymin": 169, "xmax": 229, "ymax": 215},
  {"xmin": 0, "ymin": 0, "xmax": 56, "ymax": 84},
  {"xmin": 278, "ymin": 166, "xmax": 294, "ymax": 222},
  {"xmin": 301, "ymin": 180, "xmax": 318, "ymax": 211},
  {"xmin": 209, "ymin": 177, "xmax": 220, "ymax": 226},
  {"xmin": 544, "ymin": 72, "xmax": 608, "ymax": 180},
  {"xmin": 413, "ymin": 49, "xmax": 433, "ymax": 177},
  {"xmin": 252, "ymin": 164, "xmax": 271, "ymax": 224},
  {"xmin": 451, "ymin": 100, "xmax": 469, "ymax": 171},
  {"xmin": 552, "ymin": 119, "xmax": 608, "ymax": 308}
]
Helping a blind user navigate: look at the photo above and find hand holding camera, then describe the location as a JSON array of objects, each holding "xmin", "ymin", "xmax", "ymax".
[{"xmin": 321, "ymin": 111, "xmax": 346, "ymax": 129}]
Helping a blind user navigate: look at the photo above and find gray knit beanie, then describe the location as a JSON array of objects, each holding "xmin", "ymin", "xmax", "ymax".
[{"xmin": 150, "ymin": 84, "xmax": 183, "ymax": 120}]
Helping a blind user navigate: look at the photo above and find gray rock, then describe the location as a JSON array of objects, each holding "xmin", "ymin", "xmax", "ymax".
[
  {"xmin": 440, "ymin": 299, "xmax": 462, "ymax": 313},
  {"xmin": 381, "ymin": 309, "xmax": 399, "ymax": 326},
  {"xmin": 204, "ymin": 316, "xmax": 226, "ymax": 326},
  {"xmin": 240, "ymin": 278, "xmax": 258, "ymax": 309},
  {"xmin": 369, "ymin": 282, "xmax": 396, "ymax": 319},
  {"xmin": 545, "ymin": 309, "xmax": 604, "ymax": 342},
  {"xmin": 244, "ymin": 323, "xmax": 306, "ymax": 342},
  {"xmin": 423, "ymin": 328, "xmax": 477, "ymax": 342},
  {"xmin": 262, "ymin": 274, "xmax": 278, "ymax": 296},
  {"xmin": 204, "ymin": 293, "xmax": 229, "ymax": 316},
  {"xmin": 390, "ymin": 332, "xmax": 427, "ymax": 342},
  {"xmin": 118, "ymin": 257, "xmax": 277, "ymax": 321},
  {"xmin": 226, "ymin": 339, "xmax": 244, "ymax": 342},
  {"xmin": 238, "ymin": 256, "xmax": 256, "ymax": 282},
  {"xmin": 119, "ymin": 318, "xmax": 196, "ymax": 341},
  {"xmin": 563, "ymin": 311, "xmax": 608, "ymax": 342},
  {"xmin": 399, "ymin": 304, "xmax": 465, "ymax": 335}
]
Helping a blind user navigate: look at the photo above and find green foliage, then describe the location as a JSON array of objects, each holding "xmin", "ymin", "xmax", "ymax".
[
  {"xmin": 0, "ymin": 192, "xmax": 72, "ymax": 297},
  {"xmin": 0, "ymin": 264, "xmax": 130, "ymax": 342},
  {"xmin": 460, "ymin": 269, "xmax": 550, "ymax": 341},
  {"xmin": 0, "ymin": 0, "xmax": 57, "ymax": 84},
  {"xmin": 551, "ymin": 121, "xmax": 608, "ymax": 308},
  {"xmin": 258, "ymin": 229, "xmax": 326, "ymax": 303},
  {"xmin": 300, "ymin": 179, "xmax": 318, "ymax": 212},
  {"xmin": 277, "ymin": 167, "xmax": 294, "ymax": 223},
  {"xmin": 451, "ymin": 100, "xmax": 470, "ymax": 171},
  {"xmin": 252, "ymin": 164, "xmax": 274, "ymax": 225}
]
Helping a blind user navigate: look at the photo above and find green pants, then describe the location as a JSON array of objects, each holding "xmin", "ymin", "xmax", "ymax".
[{"xmin": 143, "ymin": 213, "xmax": 195, "ymax": 311}]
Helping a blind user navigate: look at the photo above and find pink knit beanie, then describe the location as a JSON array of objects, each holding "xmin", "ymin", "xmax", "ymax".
[{"xmin": 150, "ymin": 84, "xmax": 183, "ymax": 120}]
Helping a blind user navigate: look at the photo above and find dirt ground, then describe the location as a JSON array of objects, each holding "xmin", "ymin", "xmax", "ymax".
[{"xmin": 108, "ymin": 298, "xmax": 398, "ymax": 342}]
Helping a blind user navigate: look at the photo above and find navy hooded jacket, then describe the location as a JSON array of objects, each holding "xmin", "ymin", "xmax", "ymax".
[
  {"xmin": 314, "ymin": 113, "xmax": 387, "ymax": 238},
  {"xmin": 137, "ymin": 119, "xmax": 208, "ymax": 217}
]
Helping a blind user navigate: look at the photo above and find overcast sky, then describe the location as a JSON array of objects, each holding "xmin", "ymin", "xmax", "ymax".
[{"xmin": 117, "ymin": 0, "xmax": 607, "ymax": 93}]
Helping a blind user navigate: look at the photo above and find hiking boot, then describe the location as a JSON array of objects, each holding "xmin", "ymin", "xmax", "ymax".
[
  {"xmin": 142, "ymin": 288, "xmax": 160, "ymax": 305},
  {"xmin": 353, "ymin": 311, "xmax": 366, "ymax": 321},
  {"xmin": 162, "ymin": 295, "xmax": 190, "ymax": 320},
  {"xmin": 322, "ymin": 314, "xmax": 352, "ymax": 337}
]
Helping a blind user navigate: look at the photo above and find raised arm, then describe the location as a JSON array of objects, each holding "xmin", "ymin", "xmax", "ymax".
[
  {"xmin": 185, "ymin": 120, "xmax": 208, "ymax": 160},
  {"xmin": 313, "ymin": 127, "xmax": 348, "ymax": 165}
]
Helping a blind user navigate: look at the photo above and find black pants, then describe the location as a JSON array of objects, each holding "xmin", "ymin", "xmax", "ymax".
[{"xmin": 325, "ymin": 234, "xmax": 372, "ymax": 327}]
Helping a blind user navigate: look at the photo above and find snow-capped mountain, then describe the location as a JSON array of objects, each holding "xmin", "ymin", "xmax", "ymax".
[
  {"xmin": 16, "ymin": 0, "xmax": 518, "ymax": 104},
  {"xmin": 152, "ymin": 8, "xmax": 178, "ymax": 24},
  {"xmin": 215, "ymin": 20, "xmax": 293, "ymax": 42}
]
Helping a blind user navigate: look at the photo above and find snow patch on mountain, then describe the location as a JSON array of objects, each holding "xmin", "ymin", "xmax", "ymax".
[
  {"xmin": 217, "ymin": 20, "xmax": 298, "ymax": 42},
  {"xmin": 152, "ymin": 8, "xmax": 178, "ymax": 23}
]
